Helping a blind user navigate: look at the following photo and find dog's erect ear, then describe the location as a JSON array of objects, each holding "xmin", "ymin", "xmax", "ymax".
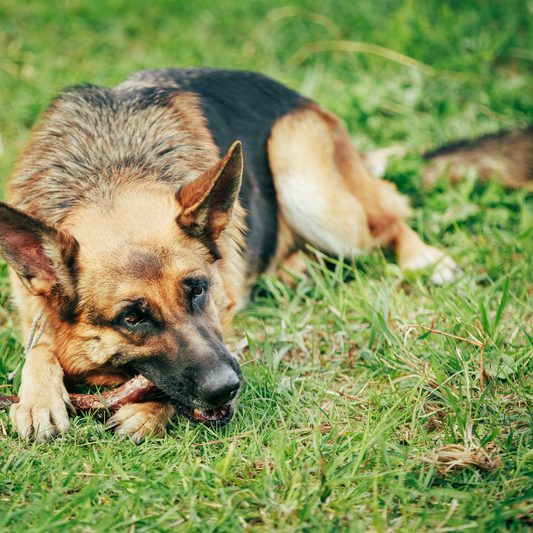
[
  {"xmin": 0, "ymin": 202, "xmax": 79, "ymax": 309},
  {"xmin": 177, "ymin": 141, "xmax": 243, "ymax": 241}
]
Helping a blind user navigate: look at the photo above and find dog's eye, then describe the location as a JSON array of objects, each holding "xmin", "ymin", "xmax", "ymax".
[
  {"xmin": 186, "ymin": 278, "xmax": 209, "ymax": 313},
  {"xmin": 120, "ymin": 305, "xmax": 152, "ymax": 328},
  {"xmin": 114, "ymin": 301, "xmax": 158, "ymax": 333},
  {"xmin": 190, "ymin": 285, "xmax": 205, "ymax": 298},
  {"xmin": 123, "ymin": 312, "xmax": 144, "ymax": 326}
]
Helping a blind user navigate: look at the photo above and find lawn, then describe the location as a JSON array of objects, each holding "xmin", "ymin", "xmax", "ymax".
[{"xmin": 0, "ymin": 0, "xmax": 532, "ymax": 531}]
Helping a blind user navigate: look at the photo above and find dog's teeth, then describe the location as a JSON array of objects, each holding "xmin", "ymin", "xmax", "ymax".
[
  {"xmin": 193, "ymin": 408, "xmax": 205, "ymax": 420},
  {"xmin": 187, "ymin": 404, "xmax": 232, "ymax": 424}
]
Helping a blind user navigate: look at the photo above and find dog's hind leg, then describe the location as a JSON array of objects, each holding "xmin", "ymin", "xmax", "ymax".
[
  {"xmin": 268, "ymin": 106, "xmax": 373, "ymax": 259},
  {"xmin": 268, "ymin": 105, "xmax": 460, "ymax": 283}
]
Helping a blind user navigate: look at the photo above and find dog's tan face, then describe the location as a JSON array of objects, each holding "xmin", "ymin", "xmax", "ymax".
[{"xmin": 0, "ymin": 143, "xmax": 244, "ymax": 424}]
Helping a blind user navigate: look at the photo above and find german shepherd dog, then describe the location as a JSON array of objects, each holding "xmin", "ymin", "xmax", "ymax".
[{"xmin": 1, "ymin": 69, "xmax": 530, "ymax": 442}]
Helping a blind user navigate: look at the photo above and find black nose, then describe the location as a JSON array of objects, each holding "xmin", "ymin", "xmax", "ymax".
[{"xmin": 199, "ymin": 366, "xmax": 241, "ymax": 407}]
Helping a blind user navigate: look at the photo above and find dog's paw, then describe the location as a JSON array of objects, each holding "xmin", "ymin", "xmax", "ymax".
[
  {"xmin": 402, "ymin": 246, "xmax": 462, "ymax": 285},
  {"xmin": 10, "ymin": 392, "xmax": 71, "ymax": 442},
  {"xmin": 105, "ymin": 403, "xmax": 170, "ymax": 444}
]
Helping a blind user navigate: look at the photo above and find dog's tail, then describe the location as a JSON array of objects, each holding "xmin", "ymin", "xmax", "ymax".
[
  {"xmin": 363, "ymin": 127, "xmax": 533, "ymax": 190},
  {"xmin": 422, "ymin": 127, "xmax": 533, "ymax": 190}
]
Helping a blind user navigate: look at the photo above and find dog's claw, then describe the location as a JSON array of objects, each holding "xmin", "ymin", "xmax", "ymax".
[{"xmin": 104, "ymin": 418, "xmax": 119, "ymax": 430}]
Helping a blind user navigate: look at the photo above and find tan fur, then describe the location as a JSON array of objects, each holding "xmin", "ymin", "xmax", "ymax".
[
  {"xmin": 276, "ymin": 251, "xmax": 308, "ymax": 286},
  {"xmin": 267, "ymin": 214, "xmax": 298, "ymax": 273},
  {"xmin": 52, "ymin": 181, "xmax": 245, "ymax": 377},
  {"xmin": 267, "ymin": 105, "xmax": 460, "ymax": 284},
  {"xmin": 268, "ymin": 106, "xmax": 372, "ymax": 257}
]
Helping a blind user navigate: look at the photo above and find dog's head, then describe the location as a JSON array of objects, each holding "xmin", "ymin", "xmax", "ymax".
[{"xmin": 0, "ymin": 142, "xmax": 245, "ymax": 425}]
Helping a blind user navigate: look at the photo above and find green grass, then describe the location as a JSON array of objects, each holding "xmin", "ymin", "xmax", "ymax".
[{"xmin": 0, "ymin": 0, "xmax": 532, "ymax": 530}]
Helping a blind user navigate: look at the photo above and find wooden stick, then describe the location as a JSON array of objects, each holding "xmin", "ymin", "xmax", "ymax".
[{"xmin": 0, "ymin": 374, "xmax": 159, "ymax": 414}]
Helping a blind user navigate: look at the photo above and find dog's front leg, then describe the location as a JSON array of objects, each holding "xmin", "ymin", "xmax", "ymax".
[
  {"xmin": 105, "ymin": 401, "xmax": 176, "ymax": 443},
  {"xmin": 10, "ymin": 341, "xmax": 72, "ymax": 441}
]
